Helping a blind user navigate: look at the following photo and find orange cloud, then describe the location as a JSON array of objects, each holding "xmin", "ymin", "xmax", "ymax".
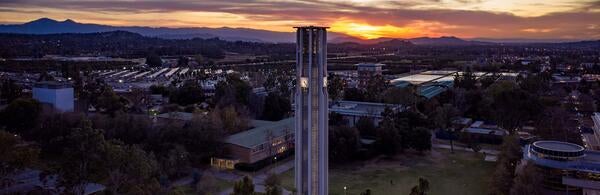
[{"xmin": 330, "ymin": 21, "xmax": 423, "ymax": 39}]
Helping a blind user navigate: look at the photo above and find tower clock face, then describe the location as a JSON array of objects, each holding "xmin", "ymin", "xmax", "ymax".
[{"xmin": 300, "ymin": 77, "xmax": 308, "ymax": 88}]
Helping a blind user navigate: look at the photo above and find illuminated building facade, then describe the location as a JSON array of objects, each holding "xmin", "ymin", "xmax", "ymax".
[
  {"xmin": 295, "ymin": 26, "xmax": 329, "ymax": 195},
  {"xmin": 524, "ymin": 141, "xmax": 600, "ymax": 194}
]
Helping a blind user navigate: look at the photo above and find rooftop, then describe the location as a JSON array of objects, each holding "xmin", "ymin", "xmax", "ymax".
[
  {"xmin": 533, "ymin": 140, "xmax": 585, "ymax": 153},
  {"xmin": 357, "ymin": 63, "xmax": 384, "ymax": 67},
  {"xmin": 225, "ymin": 118, "xmax": 294, "ymax": 149},
  {"xmin": 33, "ymin": 81, "xmax": 72, "ymax": 89},
  {"xmin": 156, "ymin": 112, "xmax": 194, "ymax": 121},
  {"xmin": 330, "ymin": 100, "xmax": 402, "ymax": 117}
]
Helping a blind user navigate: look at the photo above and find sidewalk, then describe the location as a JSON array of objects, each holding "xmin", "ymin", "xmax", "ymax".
[{"xmin": 432, "ymin": 143, "xmax": 500, "ymax": 155}]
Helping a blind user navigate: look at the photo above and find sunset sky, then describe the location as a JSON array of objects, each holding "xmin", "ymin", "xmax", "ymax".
[{"xmin": 0, "ymin": 0, "xmax": 599, "ymax": 39}]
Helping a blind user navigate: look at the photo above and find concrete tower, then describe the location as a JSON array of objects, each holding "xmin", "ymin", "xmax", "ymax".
[{"xmin": 294, "ymin": 26, "xmax": 328, "ymax": 195}]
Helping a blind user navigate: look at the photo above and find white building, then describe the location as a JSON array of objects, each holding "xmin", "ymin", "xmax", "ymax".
[
  {"xmin": 32, "ymin": 81, "xmax": 74, "ymax": 112},
  {"xmin": 295, "ymin": 26, "xmax": 328, "ymax": 195}
]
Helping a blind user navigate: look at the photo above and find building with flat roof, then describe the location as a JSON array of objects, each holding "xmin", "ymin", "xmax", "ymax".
[
  {"xmin": 524, "ymin": 141, "xmax": 600, "ymax": 194},
  {"xmin": 212, "ymin": 118, "xmax": 294, "ymax": 170},
  {"xmin": 357, "ymin": 63, "xmax": 384, "ymax": 88},
  {"xmin": 462, "ymin": 121, "xmax": 508, "ymax": 144},
  {"xmin": 32, "ymin": 81, "xmax": 74, "ymax": 112},
  {"xmin": 329, "ymin": 100, "xmax": 403, "ymax": 127}
]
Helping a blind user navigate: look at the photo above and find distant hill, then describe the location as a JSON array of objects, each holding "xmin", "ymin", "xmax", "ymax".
[
  {"xmin": 0, "ymin": 18, "xmax": 352, "ymax": 43},
  {"xmin": 0, "ymin": 31, "xmax": 297, "ymax": 58},
  {"xmin": 0, "ymin": 18, "xmax": 488, "ymax": 45},
  {"xmin": 1, "ymin": 18, "xmax": 596, "ymax": 46},
  {"xmin": 331, "ymin": 35, "xmax": 491, "ymax": 45}
]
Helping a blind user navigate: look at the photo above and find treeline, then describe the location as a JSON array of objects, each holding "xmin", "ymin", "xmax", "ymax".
[
  {"xmin": 0, "ymin": 59, "xmax": 135, "ymax": 72},
  {"xmin": 0, "ymin": 31, "xmax": 425, "ymax": 60},
  {"xmin": 0, "ymin": 98, "xmax": 231, "ymax": 194},
  {"xmin": 0, "ymin": 31, "xmax": 295, "ymax": 59}
]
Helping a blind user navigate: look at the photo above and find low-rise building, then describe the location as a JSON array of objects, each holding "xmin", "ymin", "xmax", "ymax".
[
  {"xmin": 462, "ymin": 121, "xmax": 508, "ymax": 144},
  {"xmin": 329, "ymin": 100, "xmax": 403, "ymax": 127},
  {"xmin": 524, "ymin": 141, "xmax": 600, "ymax": 194},
  {"xmin": 32, "ymin": 81, "xmax": 74, "ymax": 112},
  {"xmin": 212, "ymin": 118, "xmax": 294, "ymax": 170}
]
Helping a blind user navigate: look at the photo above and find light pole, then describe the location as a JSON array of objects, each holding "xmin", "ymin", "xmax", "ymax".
[{"xmin": 344, "ymin": 186, "xmax": 347, "ymax": 195}]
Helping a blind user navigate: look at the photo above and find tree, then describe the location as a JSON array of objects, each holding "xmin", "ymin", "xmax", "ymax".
[
  {"xmin": 518, "ymin": 75, "xmax": 548, "ymax": 95},
  {"xmin": 364, "ymin": 75, "xmax": 388, "ymax": 102},
  {"xmin": 383, "ymin": 87, "xmax": 417, "ymax": 106},
  {"xmin": 104, "ymin": 141, "xmax": 159, "ymax": 194},
  {"xmin": 211, "ymin": 105, "xmax": 250, "ymax": 134},
  {"xmin": 509, "ymin": 162, "xmax": 543, "ymax": 195},
  {"xmin": 433, "ymin": 104, "xmax": 459, "ymax": 152},
  {"xmin": 535, "ymin": 107, "xmax": 582, "ymax": 144},
  {"xmin": 454, "ymin": 69, "xmax": 477, "ymax": 90},
  {"xmin": 488, "ymin": 83, "xmax": 543, "ymax": 134},
  {"xmin": 344, "ymin": 87, "xmax": 365, "ymax": 101},
  {"xmin": 147, "ymin": 112, "xmax": 225, "ymax": 166},
  {"xmin": 329, "ymin": 126, "xmax": 360, "ymax": 163},
  {"xmin": 232, "ymin": 176, "xmax": 255, "ymax": 195},
  {"xmin": 0, "ymin": 79, "xmax": 22, "ymax": 102},
  {"xmin": 490, "ymin": 135, "xmax": 522, "ymax": 195},
  {"xmin": 411, "ymin": 127, "xmax": 432, "ymax": 153},
  {"xmin": 329, "ymin": 112, "xmax": 346, "ymax": 126},
  {"xmin": 409, "ymin": 177, "xmax": 430, "ymax": 195},
  {"xmin": 264, "ymin": 173, "xmax": 282, "ymax": 195},
  {"xmin": 169, "ymin": 81, "xmax": 204, "ymax": 106},
  {"xmin": 96, "ymin": 87, "xmax": 124, "ymax": 117},
  {"xmin": 376, "ymin": 109, "xmax": 401, "ymax": 157},
  {"xmin": 0, "ymin": 98, "xmax": 41, "ymax": 133},
  {"xmin": 159, "ymin": 145, "xmax": 190, "ymax": 178},
  {"xmin": 215, "ymin": 73, "xmax": 252, "ymax": 106},
  {"xmin": 0, "ymin": 130, "xmax": 39, "ymax": 177},
  {"xmin": 91, "ymin": 113, "xmax": 152, "ymax": 145},
  {"xmin": 177, "ymin": 56, "xmax": 189, "ymax": 66},
  {"xmin": 56, "ymin": 121, "xmax": 108, "ymax": 195},
  {"xmin": 146, "ymin": 53, "xmax": 162, "ymax": 67},
  {"xmin": 262, "ymin": 92, "xmax": 291, "ymax": 121},
  {"xmin": 355, "ymin": 117, "xmax": 376, "ymax": 137},
  {"xmin": 263, "ymin": 70, "xmax": 292, "ymax": 98},
  {"xmin": 328, "ymin": 73, "xmax": 346, "ymax": 103},
  {"xmin": 361, "ymin": 189, "xmax": 372, "ymax": 195}
]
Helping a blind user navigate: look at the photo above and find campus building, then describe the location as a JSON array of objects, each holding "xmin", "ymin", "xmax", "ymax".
[
  {"xmin": 294, "ymin": 26, "xmax": 329, "ymax": 195},
  {"xmin": 329, "ymin": 100, "xmax": 403, "ymax": 127},
  {"xmin": 524, "ymin": 141, "xmax": 600, "ymax": 194},
  {"xmin": 357, "ymin": 63, "xmax": 383, "ymax": 88},
  {"xmin": 212, "ymin": 118, "xmax": 295, "ymax": 170},
  {"xmin": 32, "ymin": 81, "xmax": 74, "ymax": 112},
  {"xmin": 583, "ymin": 112, "xmax": 600, "ymax": 150}
]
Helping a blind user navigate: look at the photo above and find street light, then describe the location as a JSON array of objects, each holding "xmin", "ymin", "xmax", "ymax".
[{"xmin": 344, "ymin": 186, "xmax": 347, "ymax": 195}]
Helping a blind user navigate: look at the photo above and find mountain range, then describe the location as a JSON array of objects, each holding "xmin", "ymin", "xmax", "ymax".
[{"xmin": 0, "ymin": 18, "xmax": 502, "ymax": 45}]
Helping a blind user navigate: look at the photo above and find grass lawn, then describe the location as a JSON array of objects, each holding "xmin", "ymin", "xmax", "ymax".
[
  {"xmin": 280, "ymin": 149, "xmax": 495, "ymax": 195},
  {"xmin": 171, "ymin": 176, "xmax": 233, "ymax": 195}
]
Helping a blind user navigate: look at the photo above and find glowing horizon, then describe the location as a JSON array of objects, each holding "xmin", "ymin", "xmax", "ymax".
[{"xmin": 0, "ymin": 0, "xmax": 598, "ymax": 40}]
